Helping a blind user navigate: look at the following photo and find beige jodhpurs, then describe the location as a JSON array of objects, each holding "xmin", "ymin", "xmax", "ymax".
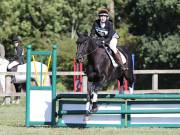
[{"xmin": 109, "ymin": 37, "xmax": 118, "ymax": 54}]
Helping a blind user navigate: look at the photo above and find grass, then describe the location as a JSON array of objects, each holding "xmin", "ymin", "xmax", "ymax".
[{"xmin": 1, "ymin": 98, "xmax": 180, "ymax": 135}]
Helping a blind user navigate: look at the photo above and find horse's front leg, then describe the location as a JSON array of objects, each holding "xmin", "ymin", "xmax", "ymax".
[
  {"xmin": 86, "ymin": 82, "xmax": 92, "ymax": 113},
  {"xmin": 90, "ymin": 74, "xmax": 108, "ymax": 112},
  {"xmin": 86, "ymin": 82, "xmax": 98, "ymax": 112},
  {"xmin": 84, "ymin": 82, "xmax": 96, "ymax": 121},
  {"xmin": 91, "ymin": 83, "xmax": 98, "ymax": 112}
]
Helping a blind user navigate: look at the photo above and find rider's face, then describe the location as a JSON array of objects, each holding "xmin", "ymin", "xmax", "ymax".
[
  {"xmin": 14, "ymin": 41, "xmax": 19, "ymax": 47},
  {"xmin": 99, "ymin": 15, "xmax": 107, "ymax": 23}
]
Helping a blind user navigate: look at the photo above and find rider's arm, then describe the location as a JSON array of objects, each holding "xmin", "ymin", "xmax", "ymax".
[
  {"xmin": 16, "ymin": 46, "xmax": 23, "ymax": 57},
  {"xmin": 16, "ymin": 46, "xmax": 24, "ymax": 64},
  {"xmin": 104, "ymin": 21, "xmax": 114, "ymax": 43}
]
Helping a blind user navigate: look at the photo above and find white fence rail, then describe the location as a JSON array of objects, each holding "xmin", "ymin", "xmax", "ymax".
[
  {"xmin": 134, "ymin": 70, "xmax": 180, "ymax": 90},
  {"xmin": 0, "ymin": 70, "xmax": 180, "ymax": 94}
]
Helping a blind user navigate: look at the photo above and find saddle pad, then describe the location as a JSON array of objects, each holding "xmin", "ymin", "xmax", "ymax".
[
  {"xmin": 105, "ymin": 47, "xmax": 126, "ymax": 68},
  {"xmin": 119, "ymin": 50, "xmax": 126, "ymax": 64}
]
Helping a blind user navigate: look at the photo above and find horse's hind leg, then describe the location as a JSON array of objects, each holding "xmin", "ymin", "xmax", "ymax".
[
  {"xmin": 13, "ymin": 84, "xmax": 22, "ymax": 104},
  {"xmin": 125, "ymin": 50, "xmax": 135, "ymax": 93},
  {"xmin": 2, "ymin": 76, "xmax": 16, "ymax": 105},
  {"xmin": 123, "ymin": 69, "xmax": 134, "ymax": 94},
  {"xmin": 118, "ymin": 77, "xmax": 125, "ymax": 94},
  {"xmin": 84, "ymin": 82, "xmax": 93, "ymax": 121}
]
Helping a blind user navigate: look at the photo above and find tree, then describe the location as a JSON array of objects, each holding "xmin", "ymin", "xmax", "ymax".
[
  {"xmin": 107, "ymin": 0, "xmax": 115, "ymax": 22},
  {"xmin": 119, "ymin": 0, "xmax": 180, "ymax": 69},
  {"xmin": 61, "ymin": 0, "xmax": 108, "ymax": 38}
]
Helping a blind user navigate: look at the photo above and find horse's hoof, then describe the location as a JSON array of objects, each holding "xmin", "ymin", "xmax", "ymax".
[
  {"xmin": 12, "ymin": 100, "xmax": 16, "ymax": 104},
  {"xmin": 91, "ymin": 106, "xmax": 98, "ymax": 113},
  {"xmin": 15, "ymin": 99, "xmax": 20, "ymax": 104},
  {"xmin": 2, "ymin": 98, "xmax": 11, "ymax": 105},
  {"xmin": 83, "ymin": 115, "xmax": 90, "ymax": 121},
  {"xmin": 2, "ymin": 102, "xmax": 11, "ymax": 105}
]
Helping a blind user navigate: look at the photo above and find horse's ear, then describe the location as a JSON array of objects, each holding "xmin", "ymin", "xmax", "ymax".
[
  {"xmin": 76, "ymin": 31, "xmax": 82, "ymax": 37},
  {"xmin": 83, "ymin": 31, "xmax": 89, "ymax": 37}
]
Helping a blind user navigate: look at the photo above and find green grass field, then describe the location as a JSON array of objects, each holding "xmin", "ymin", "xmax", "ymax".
[{"xmin": 1, "ymin": 98, "xmax": 180, "ymax": 135}]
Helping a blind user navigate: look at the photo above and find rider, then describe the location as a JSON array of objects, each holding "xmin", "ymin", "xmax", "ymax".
[
  {"xmin": 90, "ymin": 8, "xmax": 126, "ymax": 70},
  {"xmin": 7, "ymin": 35, "xmax": 25, "ymax": 72}
]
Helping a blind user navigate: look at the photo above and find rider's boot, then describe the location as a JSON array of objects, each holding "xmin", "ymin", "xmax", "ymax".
[
  {"xmin": 114, "ymin": 52, "xmax": 127, "ymax": 71},
  {"xmin": 8, "ymin": 65, "xmax": 18, "ymax": 83},
  {"xmin": 11, "ymin": 76, "xmax": 16, "ymax": 83}
]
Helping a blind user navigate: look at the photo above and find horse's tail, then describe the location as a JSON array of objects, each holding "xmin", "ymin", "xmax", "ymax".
[{"xmin": 118, "ymin": 46, "xmax": 135, "ymax": 87}]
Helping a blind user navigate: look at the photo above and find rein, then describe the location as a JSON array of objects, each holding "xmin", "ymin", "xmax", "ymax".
[{"xmin": 79, "ymin": 39, "xmax": 100, "ymax": 57}]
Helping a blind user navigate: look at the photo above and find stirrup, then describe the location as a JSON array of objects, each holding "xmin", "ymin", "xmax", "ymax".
[{"xmin": 120, "ymin": 65, "xmax": 128, "ymax": 71}]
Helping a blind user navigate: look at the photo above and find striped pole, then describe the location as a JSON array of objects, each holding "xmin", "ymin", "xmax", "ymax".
[
  {"xmin": 73, "ymin": 58, "xmax": 83, "ymax": 93},
  {"xmin": 79, "ymin": 62, "xmax": 83, "ymax": 92},
  {"xmin": 132, "ymin": 53, "xmax": 135, "ymax": 90},
  {"xmin": 73, "ymin": 58, "xmax": 77, "ymax": 92}
]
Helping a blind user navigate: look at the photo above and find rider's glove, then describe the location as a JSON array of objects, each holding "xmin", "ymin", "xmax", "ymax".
[{"xmin": 101, "ymin": 40, "xmax": 105, "ymax": 44}]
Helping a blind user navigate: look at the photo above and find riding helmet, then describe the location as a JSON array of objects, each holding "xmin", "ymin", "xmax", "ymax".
[
  {"xmin": 12, "ymin": 35, "xmax": 22, "ymax": 42},
  {"xmin": 98, "ymin": 8, "xmax": 109, "ymax": 17}
]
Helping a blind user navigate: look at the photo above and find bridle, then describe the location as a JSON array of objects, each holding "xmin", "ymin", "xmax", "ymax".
[{"xmin": 77, "ymin": 38, "xmax": 99, "ymax": 58}]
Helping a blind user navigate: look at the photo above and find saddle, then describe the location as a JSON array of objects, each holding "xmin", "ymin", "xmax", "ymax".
[{"xmin": 7, "ymin": 61, "xmax": 19, "ymax": 72}]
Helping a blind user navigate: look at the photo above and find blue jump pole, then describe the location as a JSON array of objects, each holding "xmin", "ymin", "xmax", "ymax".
[{"xmin": 132, "ymin": 54, "xmax": 135, "ymax": 90}]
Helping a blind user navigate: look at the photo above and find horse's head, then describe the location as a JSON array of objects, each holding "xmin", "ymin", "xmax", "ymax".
[{"xmin": 76, "ymin": 32, "xmax": 89, "ymax": 63}]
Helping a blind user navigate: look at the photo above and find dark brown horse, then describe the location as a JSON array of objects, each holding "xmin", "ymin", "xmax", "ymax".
[{"xmin": 76, "ymin": 33, "xmax": 134, "ymax": 113}]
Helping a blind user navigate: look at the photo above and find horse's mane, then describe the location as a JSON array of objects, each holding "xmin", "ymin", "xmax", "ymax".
[
  {"xmin": 77, "ymin": 34, "xmax": 101, "ymax": 49},
  {"xmin": 76, "ymin": 33, "xmax": 90, "ymax": 44}
]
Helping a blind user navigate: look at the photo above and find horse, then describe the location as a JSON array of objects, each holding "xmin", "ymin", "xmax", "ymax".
[
  {"xmin": 76, "ymin": 33, "xmax": 134, "ymax": 114},
  {"xmin": 0, "ymin": 58, "xmax": 51, "ymax": 105}
]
